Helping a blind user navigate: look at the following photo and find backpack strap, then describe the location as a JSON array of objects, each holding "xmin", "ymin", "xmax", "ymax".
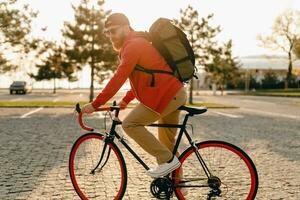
[{"xmin": 135, "ymin": 65, "xmax": 173, "ymax": 87}]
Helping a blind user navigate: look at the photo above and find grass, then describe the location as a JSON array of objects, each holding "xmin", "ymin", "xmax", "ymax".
[
  {"xmin": 231, "ymin": 88, "xmax": 300, "ymax": 97},
  {"xmin": 265, "ymin": 89, "xmax": 300, "ymax": 92},
  {"xmin": 0, "ymin": 101, "xmax": 236, "ymax": 109},
  {"xmin": 185, "ymin": 102, "xmax": 237, "ymax": 108},
  {"xmin": 253, "ymin": 92, "xmax": 300, "ymax": 97}
]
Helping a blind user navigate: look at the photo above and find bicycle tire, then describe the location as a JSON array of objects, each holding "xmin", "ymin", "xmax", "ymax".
[
  {"xmin": 173, "ymin": 140, "xmax": 258, "ymax": 200},
  {"xmin": 69, "ymin": 133, "xmax": 127, "ymax": 200}
]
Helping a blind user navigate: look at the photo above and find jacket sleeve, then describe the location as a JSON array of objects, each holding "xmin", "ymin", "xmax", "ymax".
[
  {"xmin": 92, "ymin": 41, "xmax": 141, "ymax": 108},
  {"xmin": 122, "ymin": 89, "xmax": 135, "ymax": 104}
]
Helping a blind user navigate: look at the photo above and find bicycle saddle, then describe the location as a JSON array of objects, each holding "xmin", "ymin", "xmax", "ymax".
[{"xmin": 178, "ymin": 105, "xmax": 207, "ymax": 115}]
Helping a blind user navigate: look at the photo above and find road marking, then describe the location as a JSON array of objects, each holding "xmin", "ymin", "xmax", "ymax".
[
  {"xmin": 10, "ymin": 98, "xmax": 23, "ymax": 102},
  {"xmin": 242, "ymin": 99, "xmax": 275, "ymax": 105},
  {"xmin": 20, "ymin": 107, "xmax": 44, "ymax": 118},
  {"xmin": 241, "ymin": 108, "xmax": 300, "ymax": 120},
  {"xmin": 211, "ymin": 111, "xmax": 243, "ymax": 118}
]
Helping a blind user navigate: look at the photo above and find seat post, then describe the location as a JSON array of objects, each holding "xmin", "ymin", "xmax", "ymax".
[
  {"xmin": 182, "ymin": 113, "xmax": 192, "ymax": 126},
  {"xmin": 171, "ymin": 114, "xmax": 192, "ymax": 155}
]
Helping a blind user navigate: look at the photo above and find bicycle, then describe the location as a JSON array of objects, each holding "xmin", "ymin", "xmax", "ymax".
[{"xmin": 69, "ymin": 102, "xmax": 258, "ymax": 200}]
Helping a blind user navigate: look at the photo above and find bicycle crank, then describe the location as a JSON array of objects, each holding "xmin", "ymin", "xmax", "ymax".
[{"xmin": 150, "ymin": 177, "xmax": 174, "ymax": 199}]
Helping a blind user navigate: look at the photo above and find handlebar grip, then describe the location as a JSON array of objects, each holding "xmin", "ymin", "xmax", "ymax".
[
  {"xmin": 75, "ymin": 103, "xmax": 93, "ymax": 131},
  {"xmin": 75, "ymin": 103, "xmax": 81, "ymax": 113},
  {"xmin": 75, "ymin": 103, "xmax": 120, "ymax": 132},
  {"xmin": 78, "ymin": 112, "xmax": 94, "ymax": 132}
]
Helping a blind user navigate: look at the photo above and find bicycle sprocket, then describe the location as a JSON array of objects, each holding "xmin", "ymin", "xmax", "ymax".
[{"xmin": 150, "ymin": 177, "xmax": 174, "ymax": 199}]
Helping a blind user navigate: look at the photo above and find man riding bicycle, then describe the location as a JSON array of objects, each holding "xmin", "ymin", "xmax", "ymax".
[{"xmin": 81, "ymin": 13, "xmax": 187, "ymax": 178}]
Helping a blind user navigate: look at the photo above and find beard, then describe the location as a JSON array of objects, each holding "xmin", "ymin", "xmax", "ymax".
[
  {"xmin": 112, "ymin": 39, "xmax": 124, "ymax": 52},
  {"xmin": 111, "ymin": 31, "xmax": 126, "ymax": 52}
]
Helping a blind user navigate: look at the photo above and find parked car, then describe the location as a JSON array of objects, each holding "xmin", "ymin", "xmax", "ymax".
[{"xmin": 9, "ymin": 81, "xmax": 32, "ymax": 94}]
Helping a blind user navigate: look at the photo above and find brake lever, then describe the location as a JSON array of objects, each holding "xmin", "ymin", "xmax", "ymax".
[{"xmin": 75, "ymin": 103, "xmax": 81, "ymax": 113}]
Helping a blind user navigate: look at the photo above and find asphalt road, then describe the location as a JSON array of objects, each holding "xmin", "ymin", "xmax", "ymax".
[{"xmin": 0, "ymin": 90, "xmax": 299, "ymax": 199}]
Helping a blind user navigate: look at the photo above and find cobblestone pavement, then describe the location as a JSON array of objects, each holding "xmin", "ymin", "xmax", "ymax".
[{"xmin": 0, "ymin": 106, "xmax": 299, "ymax": 199}]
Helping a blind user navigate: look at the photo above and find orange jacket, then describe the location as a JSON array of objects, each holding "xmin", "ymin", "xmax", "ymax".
[{"xmin": 92, "ymin": 32, "xmax": 183, "ymax": 114}]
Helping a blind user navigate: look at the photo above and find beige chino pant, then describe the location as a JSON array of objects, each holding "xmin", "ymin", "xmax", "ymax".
[{"xmin": 122, "ymin": 87, "xmax": 187, "ymax": 164}]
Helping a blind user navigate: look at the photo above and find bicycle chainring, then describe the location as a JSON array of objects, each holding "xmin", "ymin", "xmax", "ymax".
[{"xmin": 150, "ymin": 177, "xmax": 174, "ymax": 199}]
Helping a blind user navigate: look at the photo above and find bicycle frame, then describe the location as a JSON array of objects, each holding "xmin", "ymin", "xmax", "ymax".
[
  {"xmin": 98, "ymin": 112, "xmax": 213, "ymax": 179},
  {"xmin": 73, "ymin": 104, "xmax": 258, "ymax": 200}
]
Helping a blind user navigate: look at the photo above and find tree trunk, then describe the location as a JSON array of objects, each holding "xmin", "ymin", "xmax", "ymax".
[
  {"xmin": 89, "ymin": 63, "xmax": 94, "ymax": 102},
  {"xmin": 90, "ymin": 14, "xmax": 95, "ymax": 102},
  {"xmin": 285, "ymin": 51, "xmax": 293, "ymax": 89},
  {"xmin": 89, "ymin": 18, "xmax": 95, "ymax": 103},
  {"xmin": 189, "ymin": 79, "xmax": 194, "ymax": 104},
  {"xmin": 53, "ymin": 77, "xmax": 56, "ymax": 94},
  {"xmin": 245, "ymin": 69, "xmax": 250, "ymax": 93},
  {"xmin": 220, "ymin": 85, "xmax": 224, "ymax": 96},
  {"xmin": 212, "ymin": 83, "xmax": 217, "ymax": 96},
  {"xmin": 189, "ymin": 31, "xmax": 194, "ymax": 105}
]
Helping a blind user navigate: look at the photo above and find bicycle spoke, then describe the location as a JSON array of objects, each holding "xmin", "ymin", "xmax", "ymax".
[
  {"xmin": 69, "ymin": 133, "xmax": 127, "ymax": 200},
  {"xmin": 173, "ymin": 141, "xmax": 258, "ymax": 200}
]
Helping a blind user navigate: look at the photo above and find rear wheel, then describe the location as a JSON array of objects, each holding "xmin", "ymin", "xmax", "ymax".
[
  {"xmin": 173, "ymin": 140, "xmax": 258, "ymax": 200},
  {"xmin": 69, "ymin": 133, "xmax": 127, "ymax": 200}
]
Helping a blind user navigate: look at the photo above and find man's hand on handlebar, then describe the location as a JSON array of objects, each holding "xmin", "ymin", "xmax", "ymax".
[
  {"xmin": 75, "ymin": 102, "xmax": 120, "ymax": 131},
  {"xmin": 117, "ymin": 100, "xmax": 128, "ymax": 110},
  {"xmin": 81, "ymin": 103, "xmax": 95, "ymax": 114}
]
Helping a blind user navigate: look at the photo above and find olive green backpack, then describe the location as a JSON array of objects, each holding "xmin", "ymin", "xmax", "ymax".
[{"xmin": 135, "ymin": 18, "xmax": 197, "ymax": 86}]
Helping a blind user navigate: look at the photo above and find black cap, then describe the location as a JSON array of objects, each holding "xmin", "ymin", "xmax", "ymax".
[{"xmin": 105, "ymin": 13, "xmax": 130, "ymax": 28}]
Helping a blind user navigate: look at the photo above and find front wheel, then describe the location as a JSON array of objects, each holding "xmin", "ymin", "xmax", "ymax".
[
  {"xmin": 69, "ymin": 133, "xmax": 127, "ymax": 200},
  {"xmin": 173, "ymin": 140, "xmax": 258, "ymax": 200}
]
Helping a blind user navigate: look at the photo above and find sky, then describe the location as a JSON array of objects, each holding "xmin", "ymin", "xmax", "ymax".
[
  {"xmin": 1, "ymin": 0, "xmax": 299, "ymax": 88},
  {"xmin": 21, "ymin": 0, "xmax": 300, "ymax": 57}
]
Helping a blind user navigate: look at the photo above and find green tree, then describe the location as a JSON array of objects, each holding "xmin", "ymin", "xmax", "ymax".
[
  {"xmin": 261, "ymin": 70, "xmax": 280, "ymax": 89},
  {"xmin": 205, "ymin": 40, "xmax": 240, "ymax": 95},
  {"xmin": 0, "ymin": 54, "xmax": 10, "ymax": 72},
  {"xmin": 293, "ymin": 38, "xmax": 300, "ymax": 59},
  {"xmin": 29, "ymin": 43, "xmax": 77, "ymax": 93},
  {"xmin": 257, "ymin": 10, "xmax": 300, "ymax": 88},
  {"xmin": 62, "ymin": 0, "xmax": 117, "ymax": 102},
  {"xmin": 0, "ymin": 0, "xmax": 37, "ymax": 72},
  {"xmin": 174, "ymin": 5, "xmax": 221, "ymax": 103}
]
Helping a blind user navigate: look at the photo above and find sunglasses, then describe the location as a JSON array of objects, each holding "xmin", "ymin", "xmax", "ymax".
[{"xmin": 104, "ymin": 26, "xmax": 122, "ymax": 37}]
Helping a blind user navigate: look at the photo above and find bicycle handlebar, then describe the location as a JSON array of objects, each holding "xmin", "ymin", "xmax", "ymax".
[{"xmin": 75, "ymin": 102, "xmax": 120, "ymax": 132}]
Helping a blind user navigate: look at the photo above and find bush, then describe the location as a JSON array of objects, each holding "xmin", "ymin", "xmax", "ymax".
[
  {"xmin": 231, "ymin": 76, "xmax": 261, "ymax": 90},
  {"xmin": 226, "ymin": 71, "xmax": 299, "ymax": 89},
  {"xmin": 249, "ymin": 77, "xmax": 261, "ymax": 90},
  {"xmin": 261, "ymin": 71, "xmax": 283, "ymax": 89},
  {"xmin": 288, "ymin": 75, "xmax": 300, "ymax": 88}
]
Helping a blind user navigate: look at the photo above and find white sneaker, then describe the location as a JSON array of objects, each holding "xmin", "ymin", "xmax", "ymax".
[{"xmin": 147, "ymin": 156, "xmax": 181, "ymax": 178}]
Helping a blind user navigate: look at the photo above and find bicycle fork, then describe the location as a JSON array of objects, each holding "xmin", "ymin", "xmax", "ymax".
[{"xmin": 90, "ymin": 136, "xmax": 112, "ymax": 175}]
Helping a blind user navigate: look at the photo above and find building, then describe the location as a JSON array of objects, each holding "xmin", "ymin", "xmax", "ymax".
[{"xmin": 240, "ymin": 55, "xmax": 300, "ymax": 82}]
